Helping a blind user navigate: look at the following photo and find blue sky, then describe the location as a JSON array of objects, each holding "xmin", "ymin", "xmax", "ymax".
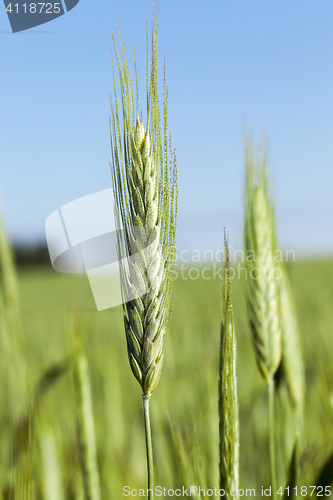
[{"xmin": 1, "ymin": 0, "xmax": 333, "ymax": 256}]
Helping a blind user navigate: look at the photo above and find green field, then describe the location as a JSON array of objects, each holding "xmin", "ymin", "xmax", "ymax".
[{"xmin": 1, "ymin": 259, "xmax": 331, "ymax": 497}]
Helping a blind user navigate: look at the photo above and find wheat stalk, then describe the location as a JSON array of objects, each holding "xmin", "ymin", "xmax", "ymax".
[
  {"xmin": 219, "ymin": 234, "xmax": 239, "ymax": 500},
  {"xmin": 0, "ymin": 212, "xmax": 26, "ymax": 415},
  {"xmin": 71, "ymin": 318, "xmax": 101, "ymax": 500},
  {"xmin": 39, "ymin": 429, "xmax": 64, "ymax": 500},
  {"xmin": 110, "ymin": 11, "xmax": 177, "ymax": 498},
  {"xmin": 244, "ymin": 142, "xmax": 281, "ymax": 498}
]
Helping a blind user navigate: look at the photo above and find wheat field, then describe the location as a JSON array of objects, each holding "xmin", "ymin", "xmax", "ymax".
[
  {"xmin": 0, "ymin": 256, "xmax": 329, "ymax": 497},
  {"xmin": 1, "ymin": 14, "xmax": 333, "ymax": 498}
]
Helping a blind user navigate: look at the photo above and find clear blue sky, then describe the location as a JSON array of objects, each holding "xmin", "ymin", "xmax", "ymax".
[{"xmin": 1, "ymin": 0, "xmax": 333, "ymax": 256}]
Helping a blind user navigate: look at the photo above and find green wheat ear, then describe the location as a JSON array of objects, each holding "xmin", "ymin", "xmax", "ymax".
[
  {"xmin": 244, "ymin": 141, "xmax": 281, "ymax": 498},
  {"xmin": 244, "ymin": 143, "xmax": 281, "ymax": 383},
  {"xmin": 110, "ymin": 11, "xmax": 177, "ymax": 400},
  {"xmin": 219, "ymin": 233, "xmax": 240, "ymax": 500},
  {"xmin": 110, "ymin": 10, "xmax": 177, "ymax": 498}
]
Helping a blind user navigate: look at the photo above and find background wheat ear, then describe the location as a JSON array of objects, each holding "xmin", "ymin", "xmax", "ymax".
[
  {"xmin": 244, "ymin": 143, "xmax": 281, "ymax": 383},
  {"xmin": 169, "ymin": 414, "xmax": 208, "ymax": 500},
  {"xmin": 110, "ymin": 10, "xmax": 177, "ymax": 499},
  {"xmin": 244, "ymin": 141, "xmax": 282, "ymax": 499},
  {"xmin": 219, "ymin": 233, "xmax": 239, "ymax": 500}
]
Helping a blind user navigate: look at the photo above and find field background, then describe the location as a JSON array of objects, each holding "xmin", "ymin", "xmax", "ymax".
[
  {"xmin": 2, "ymin": 1, "xmax": 333, "ymax": 496},
  {"xmin": 3, "ymin": 258, "xmax": 332, "ymax": 497}
]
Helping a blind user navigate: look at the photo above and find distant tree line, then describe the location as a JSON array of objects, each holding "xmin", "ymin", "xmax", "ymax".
[{"xmin": 13, "ymin": 242, "xmax": 51, "ymax": 267}]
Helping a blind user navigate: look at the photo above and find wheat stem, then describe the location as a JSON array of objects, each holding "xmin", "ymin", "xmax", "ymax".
[
  {"xmin": 72, "ymin": 319, "xmax": 101, "ymax": 500},
  {"xmin": 279, "ymin": 268, "xmax": 305, "ymax": 432},
  {"xmin": 110, "ymin": 12, "xmax": 176, "ymax": 495},
  {"xmin": 268, "ymin": 377, "xmax": 277, "ymax": 500},
  {"xmin": 143, "ymin": 395, "xmax": 154, "ymax": 499}
]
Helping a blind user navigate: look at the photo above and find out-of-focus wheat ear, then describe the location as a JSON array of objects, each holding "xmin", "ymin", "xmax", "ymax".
[
  {"xmin": 169, "ymin": 415, "xmax": 194, "ymax": 492},
  {"xmin": 244, "ymin": 144, "xmax": 281, "ymax": 382},
  {"xmin": 279, "ymin": 267, "xmax": 305, "ymax": 431},
  {"xmin": 169, "ymin": 415, "xmax": 208, "ymax": 500},
  {"xmin": 219, "ymin": 234, "xmax": 240, "ymax": 500},
  {"xmin": 0, "ymin": 212, "xmax": 27, "ymax": 412},
  {"xmin": 71, "ymin": 317, "xmax": 101, "ymax": 500},
  {"xmin": 244, "ymin": 141, "xmax": 281, "ymax": 500},
  {"xmin": 3, "ymin": 360, "xmax": 69, "ymax": 497}
]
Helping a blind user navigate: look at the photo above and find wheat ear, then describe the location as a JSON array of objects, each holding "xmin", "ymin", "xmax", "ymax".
[
  {"xmin": 110, "ymin": 12, "xmax": 177, "ymax": 498},
  {"xmin": 244, "ymin": 142, "xmax": 281, "ymax": 498},
  {"xmin": 219, "ymin": 234, "xmax": 239, "ymax": 500},
  {"xmin": 244, "ymin": 145, "xmax": 281, "ymax": 382}
]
